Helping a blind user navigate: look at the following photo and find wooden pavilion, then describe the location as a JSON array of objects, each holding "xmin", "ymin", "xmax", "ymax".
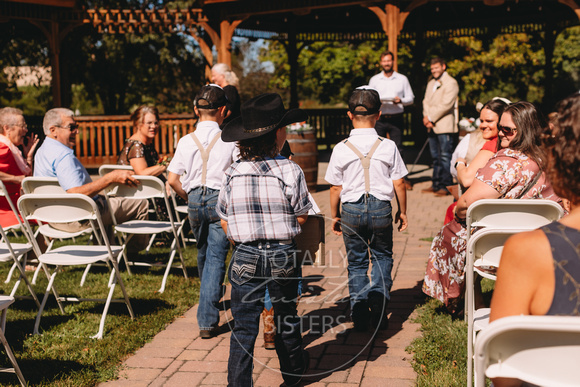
[{"xmin": 1, "ymin": 0, "xmax": 579, "ymax": 108}]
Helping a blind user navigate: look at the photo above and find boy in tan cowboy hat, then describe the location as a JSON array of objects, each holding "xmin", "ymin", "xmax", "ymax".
[{"xmin": 217, "ymin": 93, "xmax": 311, "ymax": 387}]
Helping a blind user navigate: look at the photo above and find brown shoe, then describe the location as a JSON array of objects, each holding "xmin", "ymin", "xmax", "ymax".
[
  {"xmin": 262, "ymin": 308, "xmax": 276, "ymax": 350},
  {"xmin": 421, "ymin": 186, "xmax": 436, "ymax": 193},
  {"xmin": 434, "ymin": 189, "xmax": 451, "ymax": 196}
]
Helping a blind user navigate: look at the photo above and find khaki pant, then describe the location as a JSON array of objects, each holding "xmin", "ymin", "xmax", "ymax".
[{"xmin": 50, "ymin": 196, "xmax": 149, "ymax": 248}]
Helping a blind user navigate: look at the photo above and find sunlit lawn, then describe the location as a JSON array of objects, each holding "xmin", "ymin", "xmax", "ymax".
[
  {"xmin": 0, "ymin": 234, "xmax": 202, "ymax": 387},
  {"xmin": 408, "ymin": 279, "xmax": 495, "ymax": 387}
]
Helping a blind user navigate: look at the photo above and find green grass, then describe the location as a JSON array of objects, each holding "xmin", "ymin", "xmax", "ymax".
[
  {"xmin": 0, "ymin": 235, "xmax": 204, "ymax": 386},
  {"xmin": 408, "ymin": 279, "xmax": 495, "ymax": 387},
  {"xmin": 419, "ymin": 237, "xmax": 434, "ymax": 242}
]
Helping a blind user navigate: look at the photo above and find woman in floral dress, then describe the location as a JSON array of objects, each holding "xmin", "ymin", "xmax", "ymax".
[{"xmin": 423, "ymin": 102, "xmax": 563, "ymax": 311}]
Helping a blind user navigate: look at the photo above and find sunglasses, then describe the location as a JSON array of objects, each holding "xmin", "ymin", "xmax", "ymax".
[
  {"xmin": 498, "ymin": 125, "xmax": 517, "ymax": 136},
  {"xmin": 55, "ymin": 124, "xmax": 79, "ymax": 131}
]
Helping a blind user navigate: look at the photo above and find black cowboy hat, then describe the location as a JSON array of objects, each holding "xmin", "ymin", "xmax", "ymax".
[{"xmin": 221, "ymin": 93, "xmax": 308, "ymax": 142}]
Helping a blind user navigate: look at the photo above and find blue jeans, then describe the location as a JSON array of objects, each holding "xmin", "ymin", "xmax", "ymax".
[
  {"xmin": 341, "ymin": 195, "xmax": 394, "ymax": 313},
  {"xmin": 228, "ymin": 242, "xmax": 305, "ymax": 387},
  {"xmin": 428, "ymin": 132, "xmax": 455, "ymax": 191},
  {"xmin": 188, "ymin": 187, "xmax": 231, "ymax": 330}
]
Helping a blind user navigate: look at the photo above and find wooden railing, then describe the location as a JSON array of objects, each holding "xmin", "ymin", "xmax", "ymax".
[
  {"xmin": 74, "ymin": 114, "xmax": 197, "ymax": 168},
  {"xmin": 58, "ymin": 108, "xmax": 417, "ymax": 168}
]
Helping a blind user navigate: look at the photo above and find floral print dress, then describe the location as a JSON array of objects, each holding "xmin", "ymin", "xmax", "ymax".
[{"xmin": 422, "ymin": 148, "xmax": 562, "ymax": 306}]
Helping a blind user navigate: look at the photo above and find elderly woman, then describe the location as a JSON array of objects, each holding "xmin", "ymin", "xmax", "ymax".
[
  {"xmin": 211, "ymin": 63, "xmax": 241, "ymax": 126},
  {"xmin": 423, "ymin": 101, "xmax": 562, "ymax": 313},
  {"xmin": 0, "ymin": 107, "xmax": 38, "ymax": 228}
]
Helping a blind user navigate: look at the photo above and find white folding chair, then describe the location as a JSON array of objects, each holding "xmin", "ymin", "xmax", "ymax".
[
  {"xmin": 465, "ymin": 198, "xmax": 564, "ymax": 318},
  {"xmin": 169, "ymin": 187, "xmax": 196, "ymax": 247},
  {"xmin": 21, "ymin": 177, "xmax": 99, "ymax": 287},
  {"xmin": 466, "ymin": 199, "xmax": 564, "ymax": 234},
  {"xmin": 465, "ymin": 199, "xmax": 564, "ymax": 386},
  {"xmin": 0, "ymin": 295, "xmax": 27, "ymax": 387},
  {"xmin": 0, "ymin": 223, "xmax": 40, "ymax": 307},
  {"xmin": 17, "ymin": 193, "xmax": 135, "ymax": 339},
  {"xmin": 99, "ymin": 164, "xmax": 162, "ymax": 252},
  {"xmin": 465, "ymin": 228, "xmax": 524, "ymax": 387},
  {"xmin": 474, "ymin": 315, "xmax": 580, "ymax": 387},
  {"xmin": 102, "ymin": 175, "xmax": 187, "ymax": 293}
]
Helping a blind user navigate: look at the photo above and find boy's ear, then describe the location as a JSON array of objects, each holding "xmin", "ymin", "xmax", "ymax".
[{"xmin": 347, "ymin": 111, "xmax": 354, "ymax": 121}]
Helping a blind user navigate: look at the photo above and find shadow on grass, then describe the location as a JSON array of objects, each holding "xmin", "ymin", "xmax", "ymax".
[{"xmin": 0, "ymin": 358, "xmax": 88, "ymax": 387}]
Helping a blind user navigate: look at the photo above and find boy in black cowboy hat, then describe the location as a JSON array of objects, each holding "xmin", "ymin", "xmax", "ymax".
[
  {"xmin": 325, "ymin": 86, "xmax": 408, "ymax": 332},
  {"xmin": 217, "ymin": 93, "xmax": 311, "ymax": 387}
]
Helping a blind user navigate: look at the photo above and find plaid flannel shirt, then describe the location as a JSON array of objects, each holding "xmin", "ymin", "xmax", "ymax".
[{"xmin": 216, "ymin": 156, "xmax": 312, "ymax": 243}]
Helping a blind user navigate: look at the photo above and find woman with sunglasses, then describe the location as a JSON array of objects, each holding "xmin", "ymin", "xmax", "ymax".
[
  {"xmin": 423, "ymin": 101, "xmax": 563, "ymax": 314},
  {"xmin": 487, "ymin": 93, "xmax": 580, "ymax": 386},
  {"xmin": 118, "ymin": 105, "xmax": 170, "ymax": 220}
]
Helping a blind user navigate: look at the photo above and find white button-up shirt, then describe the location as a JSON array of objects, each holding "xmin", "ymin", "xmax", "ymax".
[
  {"xmin": 368, "ymin": 71, "xmax": 414, "ymax": 115},
  {"xmin": 167, "ymin": 120, "xmax": 238, "ymax": 192},
  {"xmin": 325, "ymin": 128, "xmax": 408, "ymax": 203}
]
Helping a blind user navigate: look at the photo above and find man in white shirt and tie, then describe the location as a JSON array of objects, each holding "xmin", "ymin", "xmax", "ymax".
[{"xmin": 369, "ymin": 51, "xmax": 415, "ymax": 189}]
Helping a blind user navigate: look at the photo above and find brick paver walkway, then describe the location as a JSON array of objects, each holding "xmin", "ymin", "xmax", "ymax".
[{"xmin": 99, "ymin": 162, "xmax": 451, "ymax": 387}]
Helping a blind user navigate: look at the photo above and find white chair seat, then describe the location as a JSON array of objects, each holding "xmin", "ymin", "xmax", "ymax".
[
  {"xmin": 0, "ymin": 296, "xmax": 15, "ymax": 309},
  {"xmin": 474, "ymin": 315, "xmax": 580, "ymax": 387},
  {"xmin": 37, "ymin": 224, "xmax": 90, "ymax": 239},
  {"xmin": 175, "ymin": 205, "xmax": 188, "ymax": 215},
  {"xmin": 0, "ymin": 243, "xmax": 33, "ymax": 262},
  {"xmin": 114, "ymin": 220, "xmax": 173, "ymax": 234},
  {"xmin": 39, "ymin": 245, "xmax": 123, "ymax": 266}
]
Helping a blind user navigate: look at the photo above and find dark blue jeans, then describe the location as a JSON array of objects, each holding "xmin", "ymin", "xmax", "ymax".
[
  {"xmin": 227, "ymin": 242, "xmax": 305, "ymax": 387},
  {"xmin": 428, "ymin": 132, "xmax": 455, "ymax": 191},
  {"xmin": 341, "ymin": 195, "xmax": 394, "ymax": 313},
  {"xmin": 188, "ymin": 187, "xmax": 231, "ymax": 330}
]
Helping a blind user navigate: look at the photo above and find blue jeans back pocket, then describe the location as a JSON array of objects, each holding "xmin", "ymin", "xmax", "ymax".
[{"xmin": 230, "ymin": 249, "xmax": 259, "ymax": 285}]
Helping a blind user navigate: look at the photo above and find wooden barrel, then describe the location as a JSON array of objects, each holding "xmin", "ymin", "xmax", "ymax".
[{"xmin": 286, "ymin": 130, "xmax": 318, "ymax": 192}]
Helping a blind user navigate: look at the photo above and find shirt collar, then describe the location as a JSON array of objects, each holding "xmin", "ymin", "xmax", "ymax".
[
  {"xmin": 44, "ymin": 136, "xmax": 73, "ymax": 152},
  {"xmin": 196, "ymin": 120, "xmax": 221, "ymax": 130},
  {"xmin": 349, "ymin": 128, "xmax": 378, "ymax": 136}
]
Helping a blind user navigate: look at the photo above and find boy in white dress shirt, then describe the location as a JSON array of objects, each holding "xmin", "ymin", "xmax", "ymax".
[
  {"xmin": 167, "ymin": 84, "xmax": 237, "ymax": 338},
  {"xmin": 325, "ymin": 87, "xmax": 408, "ymax": 331}
]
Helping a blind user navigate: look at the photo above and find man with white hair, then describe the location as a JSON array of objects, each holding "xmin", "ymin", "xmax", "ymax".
[{"xmin": 34, "ymin": 108, "xmax": 148, "ymax": 237}]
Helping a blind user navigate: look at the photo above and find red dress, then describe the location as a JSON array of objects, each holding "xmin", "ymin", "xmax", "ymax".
[{"xmin": 0, "ymin": 143, "xmax": 25, "ymax": 228}]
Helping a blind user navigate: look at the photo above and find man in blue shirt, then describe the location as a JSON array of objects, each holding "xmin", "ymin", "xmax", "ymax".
[{"xmin": 34, "ymin": 108, "xmax": 148, "ymax": 240}]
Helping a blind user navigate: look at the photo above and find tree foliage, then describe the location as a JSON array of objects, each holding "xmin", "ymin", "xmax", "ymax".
[
  {"xmin": 65, "ymin": 27, "xmax": 205, "ymax": 114},
  {"xmin": 258, "ymin": 27, "xmax": 580, "ymax": 111}
]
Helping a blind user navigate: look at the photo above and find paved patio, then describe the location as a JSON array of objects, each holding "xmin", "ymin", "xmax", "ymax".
[{"xmin": 99, "ymin": 161, "xmax": 452, "ymax": 387}]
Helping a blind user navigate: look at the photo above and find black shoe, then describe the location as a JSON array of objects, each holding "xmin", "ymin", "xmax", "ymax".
[
  {"xmin": 368, "ymin": 292, "xmax": 389, "ymax": 330},
  {"xmin": 352, "ymin": 301, "xmax": 370, "ymax": 332},
  {"xmin": 281, "ymin": 350, "xmax": 310, "ymax": 387},
  {"xmin": 199, "ymin": 328, "xmax": 215, "ymax": 339}
]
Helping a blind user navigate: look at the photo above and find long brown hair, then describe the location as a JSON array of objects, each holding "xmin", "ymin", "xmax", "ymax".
[{"xmin": 502, "ymin": 101, "xmax": 547, "ymax": 167}]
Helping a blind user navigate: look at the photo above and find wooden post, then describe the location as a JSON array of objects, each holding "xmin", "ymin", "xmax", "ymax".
[{"xmin": 367, "ymin": 3, "xmax": 409, "ymax": 71}]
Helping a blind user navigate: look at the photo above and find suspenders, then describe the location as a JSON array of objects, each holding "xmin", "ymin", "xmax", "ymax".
[
  {"xmin": 190, "ymin": 132, "xmax": 221, "ymax": 186},
  {"xmin": 342, "ymin": 137, "xmax": 383, "ymax": 193}
]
